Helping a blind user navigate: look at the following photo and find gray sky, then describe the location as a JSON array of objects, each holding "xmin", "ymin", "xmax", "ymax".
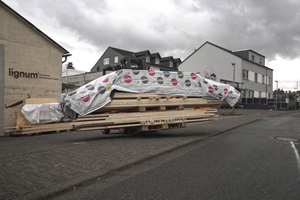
[{"xmin": 3, "ymin": 0, "xmax": 300, "ymax": 91}]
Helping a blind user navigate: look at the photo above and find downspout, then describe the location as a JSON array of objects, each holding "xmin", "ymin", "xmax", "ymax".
[
  {"xmin": 62, "ymin": 53, "xmax": 72, "ymax": 64},
  {"xmin": 62, "ymin": 53, "xmax": 72, "ymax": 93},
  {"xmin": 266, "ymin": 68, "xmax": 268, "ymax": 99}
]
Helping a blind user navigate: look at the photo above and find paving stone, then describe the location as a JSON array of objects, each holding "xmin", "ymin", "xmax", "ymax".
[{"xmin": 0, "ymin": 109, "xmax": 298, "ymax": 199}]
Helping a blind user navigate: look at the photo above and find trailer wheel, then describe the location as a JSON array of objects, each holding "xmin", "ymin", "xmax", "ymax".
[{"xmin": 101, "ymin": 129, "xmax": 110, "ymax": 134}]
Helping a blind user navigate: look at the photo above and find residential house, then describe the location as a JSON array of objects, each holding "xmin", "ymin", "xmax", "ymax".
[
  {"xmin": 91, "ymin": 47, "xmax": 181, "ymax": 72},
  {"xmin": 179, "ymin": 41, "xmax": 273, "ymax": 99}
]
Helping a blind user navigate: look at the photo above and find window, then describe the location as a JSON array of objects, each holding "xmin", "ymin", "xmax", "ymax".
[
  {"xmin": 243, "ymin": 70, "xmax": 248, "ymax": 79},
  {"xmin": 146, "ymin": 56, "xmax": 150, "ymax": 62},
  {"xmin": 103, "ymin": 58, "xmax": 109, "ymax": 65},
  {"xmin": 268, "ymin": 77, "xmax": 271, "ymax": 85},
  {"xmin": 251, "ymin": 55, "xmax": 255, "ymax": 61},
  {"xmin": 262, "ymin": 75, "xmax": 265, "ymax": 84},
  {"xmin": 255, "ymin": 73, "xmax": 258, "ymax": 82},
  {"xmin": 170, "ymin": 61, "xmax": 173, "ymax": 67},
  {"xmin": 114, "ymin": 56, "xmax": 118, "ymax": 63},
  {"xmin": 249, "ymin": 90, "xmax": 254, "ymax": 98},
  {"xmin": 155, "ymin": 58, "xmax": 160, "ymax": 64}
]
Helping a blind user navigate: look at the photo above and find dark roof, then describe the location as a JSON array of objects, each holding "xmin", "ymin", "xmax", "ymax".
[
  {"xmin": 151, "ymin": 53, "xmax": 161, "ymax": 58},
  {"xmin": 160, "ymin": 56, "xmax": 174, "ymax": 62},
  {"xmin": 0, "ymin": 1, "xmax": 69, "ymax": 54},
  {"xmin": 134, "ymin": 50, "xmax": 151, "ymax": 57},
  {"xmin": 174, "ymin": 58, "xmax": 182, "ymax": 63},
  {"xmin": 232, "ymin": 49, "xmax": 266, "ymax": 58},
  {"xmin": 109, "ymin": 47, "xmax": 135, "ymax": 57}
]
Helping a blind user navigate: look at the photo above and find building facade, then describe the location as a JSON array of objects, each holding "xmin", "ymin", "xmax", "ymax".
[
  {"xmin": 0, "ymin": 2, "xmax": 69, "ymax": 135},
  {"xmin": 179, "ymin": 41, "xmax": 273, "ymax": 99},
  {"xmin": 90, "ymin": 47, "xmax": 181, "ymax": 72}
]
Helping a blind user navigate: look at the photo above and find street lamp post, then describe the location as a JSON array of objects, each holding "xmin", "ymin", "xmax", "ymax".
[
  {"xmin": 232, "ymin": 63, "xmax": 235, "ymax": 87},
  {"xmin": 231, "ymin": 63, "xmax": 236, "ymax": 113},
  {"xmin": 275, "ymin": 80, "xmax": 278, "ymax": 110}
]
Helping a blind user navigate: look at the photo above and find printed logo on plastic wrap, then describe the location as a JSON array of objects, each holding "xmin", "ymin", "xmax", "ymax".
[
  {"xmin": 218, "ymin": 93, "xmax": 223, "ymax": 99},
  {"xmin": 98, "ymin": 86, "xmax": 106, "ymax": 94},
  {"xmin": 148, "ymin": 70, "xmax": 155, "ymax": 76},
  {"xmin": 85, "ymin": 85, "xmax": 94, "ymax": 90},
  {"xmin": 124, "ymin": 75, "xmax": 132, "ymax": 83},
  {"xmin": 163, "ymin": 71, "xmax": 170, "ymax": 77},
  {"xmin": 102, "ymin": 77, "xmax": 109, "ymax": 83},
  {"xmin": 224, "ymin": 88, "xmax": 228, "ymax": 95},
  {"xmin": 213, "ymin": 85, "xmax": 218, "ymax": 91},
  {"xmin": 185, "ymin": 80, "xmax": 191, "ymax": 87},
  {"xmin": 81, "ymin": 94, "xmax": 91, "ymax": 102},
  {"xmin": 68, "ymin": 90, "xmax": 77, "ymax": 97},
  {"xmin": 208, "ymin": 86, "xmax": 214, "ymax": 93},
  {"xmin": 157, "ymin": 77, "xmax": 164, "ymax": 85},
  {"xmin": 141, "ymin": 76, "xmax": 149, "ymax": 84},
  {"xmin": 177, "ymin": 71, "xmax": 184, "ymax": 79},
  {"xmin": 133, "ymin": 70, "xmax": 140, "ymax": 75},
  {"xmin": 191, "ymin": 73, "xmax": 197, "ymax": 80},
  {"xmin": 171, "ymin": 78, "xmax": 178, "ymax": 86},
  {"xmin": 60, "ymin": 102, "xmax": 64, "ymax": 110}
]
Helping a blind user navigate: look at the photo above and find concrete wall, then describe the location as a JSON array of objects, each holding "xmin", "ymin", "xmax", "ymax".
[
  {"xmin": 0, "ymin": 4, "xmax": 65, "ymax": 131},
  {"xmin": 0, "ymin": 44, "xmax": 4, "ymax": 135},
  {"xmin": 62, "ymin": 71, "xmax": 103, "ymax": 89}
]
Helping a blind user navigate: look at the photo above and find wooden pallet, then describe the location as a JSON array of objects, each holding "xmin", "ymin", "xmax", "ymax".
[{"xmin": 8, "ymin": 93, "xmax": 225, "ymax": 136}]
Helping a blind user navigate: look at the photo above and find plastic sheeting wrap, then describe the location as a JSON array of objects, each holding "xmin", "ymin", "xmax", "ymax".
[
  {"xmin": 63, "ymin": 69, "xmax": 240, "ymax": 116},
  {"xmin": 21, "ymin": 103, "xmax": 64, "ymax": 124}
]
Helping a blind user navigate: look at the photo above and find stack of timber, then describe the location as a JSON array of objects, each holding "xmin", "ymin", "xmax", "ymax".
[{"xmin": 7, "ymin": 93, "xmax": 228, "ymax": 136}]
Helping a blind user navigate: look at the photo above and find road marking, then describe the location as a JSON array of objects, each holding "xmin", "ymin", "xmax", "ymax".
[{"xmin": 290, "ymin": 142, "xmax": 300, "ymax": 180}]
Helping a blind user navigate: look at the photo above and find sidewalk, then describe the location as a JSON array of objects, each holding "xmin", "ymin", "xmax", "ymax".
[{"xmin": 0, "ymin": 109, "xmax": 299, "ymax": 200}]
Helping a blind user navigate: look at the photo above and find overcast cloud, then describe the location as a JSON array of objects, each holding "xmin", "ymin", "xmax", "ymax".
[{"xmin": 3, "ymin": 0, "xmax": 300, "ymax": 90}]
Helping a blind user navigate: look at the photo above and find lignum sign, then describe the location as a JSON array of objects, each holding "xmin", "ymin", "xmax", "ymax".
[{"xmin": 8, "ymin": 68, "xmax": 59, "ymax": 81}]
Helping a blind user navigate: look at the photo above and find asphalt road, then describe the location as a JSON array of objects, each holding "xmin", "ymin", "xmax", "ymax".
[{"xmin": 54, "ymin": 112, "xmax": 300, "ymax": 200}]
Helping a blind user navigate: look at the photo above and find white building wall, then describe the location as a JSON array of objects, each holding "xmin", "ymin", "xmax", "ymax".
[{"xmin": 179, "ymin": 43, "xmax": 243, "ymax": 84}]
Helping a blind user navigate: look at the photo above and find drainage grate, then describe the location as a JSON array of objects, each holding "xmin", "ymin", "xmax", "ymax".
[{"xmin": 271, "ymin": 136, "xmax": 299, "ymax": 142}]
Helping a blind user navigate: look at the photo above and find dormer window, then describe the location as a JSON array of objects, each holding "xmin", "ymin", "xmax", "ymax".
[
  {"xmin": 114, "ymin": 56, "xmax": 118, "ymax": 63},
  {"xmin": 103, "ymin": 58, "xmax": 109, "ymax": 65},
  {"xmin": 146, "ymin": 56, "xmax": 150, "ymax": 62},
  {"xmin": 251, "ymin": 55, "xmax": 255, "ymax": 61},
  {"xmin": 155, "ymin": 58, "xmax": 160, "ymax": 64},
  {"xmin": 170, "ymin": 61, "xmax": 173, "ymax": 67}
]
